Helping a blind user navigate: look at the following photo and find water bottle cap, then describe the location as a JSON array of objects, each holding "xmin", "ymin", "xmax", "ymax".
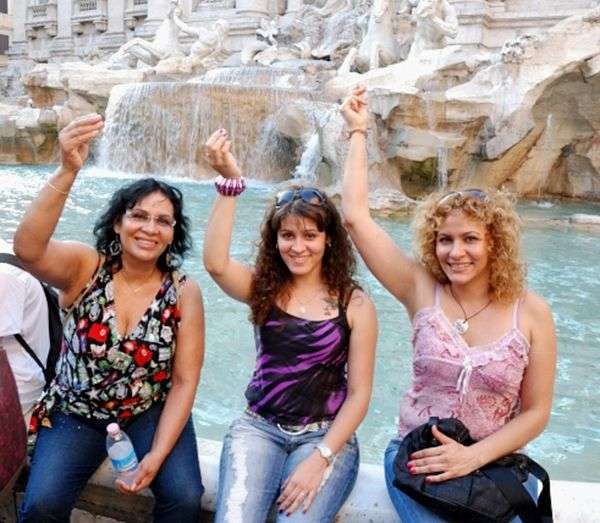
[{"xmin": 106, "ymin": 422, "xmax": 121, "ymax": 435}]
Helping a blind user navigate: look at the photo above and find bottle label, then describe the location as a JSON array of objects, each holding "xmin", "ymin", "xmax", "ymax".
[{"xmin": 110, "ymin": 450, "xmax": 138, "ymax": 473}]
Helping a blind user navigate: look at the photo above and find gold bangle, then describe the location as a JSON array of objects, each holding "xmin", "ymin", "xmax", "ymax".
[
  {"xmin": 346, "ymin": 128, "xmax": 368, "ymax": 139},
  {"xmin": 46, "ymin": 181, "xmax": 70, "ymax": 196}
]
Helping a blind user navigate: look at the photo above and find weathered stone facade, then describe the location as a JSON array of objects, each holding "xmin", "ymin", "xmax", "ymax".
[
  {"xmin": 0, "ymin": 0, "xmax": 13, "ymax": 67},
  {"xmin": 6, "ymin": 1, "xmax": 599, "ymax": 64}
]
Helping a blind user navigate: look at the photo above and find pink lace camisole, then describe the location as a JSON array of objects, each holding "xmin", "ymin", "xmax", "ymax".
[{"xmin": 397, "ymin": 284, "xmax": 530, "ymax": 441}]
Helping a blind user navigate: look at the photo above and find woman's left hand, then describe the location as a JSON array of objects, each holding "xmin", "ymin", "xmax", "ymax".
[
  {"xmin": 276, "ymin": 451, "xmax": 329, "ymax": 515},
  {"xmin": 116, "ymin": 451, "xmax": 163, "ymax": 494},
  {"xmin": 407, "ymin": 425, "xmax": 481, "ymax": 483}
]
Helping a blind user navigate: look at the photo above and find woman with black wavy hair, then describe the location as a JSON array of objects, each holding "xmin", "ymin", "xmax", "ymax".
[{"xmin": 14, "ymin": 114, "xmax": 205, "ymax": 523}]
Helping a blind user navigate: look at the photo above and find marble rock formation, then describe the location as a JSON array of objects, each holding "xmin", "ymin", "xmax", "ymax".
[
  {"xmin": 0, "ymin": 103, "xmax": 58, "ymax": 164},
  {"xmin": 322, "ymin": 6, "xmax": 600, "ymax": 201}
]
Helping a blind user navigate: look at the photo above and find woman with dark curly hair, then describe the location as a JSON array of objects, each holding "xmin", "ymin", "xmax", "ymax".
[
  {"xmin": 340, "ymin": 86, "xmax": 557, "ymax": 521},
  {"xmin": 203, "ymin": 128, "xmax": 377, "ymax": 522},
  {"xmin": 14, "ymin": 115, "xmax": 205, "ymax": 522}
]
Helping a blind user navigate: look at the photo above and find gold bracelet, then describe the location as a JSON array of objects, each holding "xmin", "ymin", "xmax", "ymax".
[
  {"xmin": 346, "ymin": 128, "xmax": 368, "ymax": 139},
  {"xmin": 46, "ymin": 181, "xmax": 70, "ymax": 196}
]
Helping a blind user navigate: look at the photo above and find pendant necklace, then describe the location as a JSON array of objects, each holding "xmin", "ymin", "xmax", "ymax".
[
  {"xmin": 448, "ymin": 286, "xmax": 492, "ymax": 335},
  {"xmin": 292, "ymin": 291, "xmax": 320, "ymax": 314}
]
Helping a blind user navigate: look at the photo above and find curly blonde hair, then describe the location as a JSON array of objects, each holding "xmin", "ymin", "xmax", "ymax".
[{"xmin": 412, "ymin": 189, "xmax": 526, "ymax": 304}]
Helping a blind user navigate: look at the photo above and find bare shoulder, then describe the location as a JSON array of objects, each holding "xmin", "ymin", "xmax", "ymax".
[
  {"xmin": 346, "ymin": 288, "xmax": 376, "ymax": 328},
  {"xmin": 521, "ymin": 291, "xmax": 553, "ymax": 322},
  {"xmin": 179, "ymin": 275, "xmax": 203, "ymax": 305}
]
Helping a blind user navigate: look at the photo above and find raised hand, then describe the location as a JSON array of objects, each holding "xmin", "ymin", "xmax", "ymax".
[
  {"xmin": 204, "ymin": 128, "xmax": 242, "ymax": 179},
  {"xmin": 340, "ymin": 84, "xmax": 368, "ymax": 133},
  {"xmin": 406, "ymin": 425, "xmax": 482, "ymax": 483},
  {"xmin": 59, "ymin": 114, "xmax": 104, "ymax": 173}
]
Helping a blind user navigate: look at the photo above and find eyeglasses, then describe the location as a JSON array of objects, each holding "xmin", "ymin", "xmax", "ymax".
[
  {"xmin": 124, "ymin": 209, "xmax": 176, "ymax": 230},
  {"xmin": 437, "ymin": 189, "xmax": 489, "ymax": 206},
  {"xmin": 275, "ymin": 187, "xmax": 326, "ymax": 208}
]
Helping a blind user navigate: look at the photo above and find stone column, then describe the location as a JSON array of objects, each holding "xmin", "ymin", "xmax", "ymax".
[
  {"xmin": 236, "ymin": 0, "xmax": 270, "ymax": 16},
  {"xmin": 286, "ymin": 0, "xmax": 304, "ymax": 13},
  {"xmin": 52, "ymin": 0, "xmax": 74, "ymax": 59},
  {"xmin": 139, "ymin": 0, "xmax": 172, "ymax": 37},
  {"xmin": 10, "ymin": 0, "xmax": 25, "ymax": 46},
  {"xmin": 104, "ymin": 0, "xmax": 127, "ymax": 49}
]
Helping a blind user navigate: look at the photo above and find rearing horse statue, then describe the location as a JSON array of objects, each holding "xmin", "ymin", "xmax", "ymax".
[{"xmin": 354, "ymin": 0, "xmax": 402, "ymax": 71}]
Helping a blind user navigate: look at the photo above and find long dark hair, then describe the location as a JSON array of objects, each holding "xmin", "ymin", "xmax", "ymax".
[
  {"xmin": 249, "ymin": 188, "xmax": 360, "ymax": 325},
  {"xmin": 93, "ymin": 178, "xmax": 191, "ymax": 273}
]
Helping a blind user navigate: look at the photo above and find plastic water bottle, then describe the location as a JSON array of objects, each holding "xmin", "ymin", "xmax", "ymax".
[{"xmin": 106, "ymin": 422, "xmax": 139, "ymax": 486}]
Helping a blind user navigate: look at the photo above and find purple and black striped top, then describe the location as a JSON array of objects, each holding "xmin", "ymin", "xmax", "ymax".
[{"xmin": 245, "ymin": 305, "xmax": 351, "ymax": 425}]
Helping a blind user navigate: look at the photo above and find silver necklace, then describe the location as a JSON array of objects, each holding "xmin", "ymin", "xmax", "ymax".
[
  {"xmin": 293, "ymin": 292, "xmax": 318, "ymax": 314},
  {"xmin": 448, "ymin": 286, "xmax": 492, "ymax": 335}
]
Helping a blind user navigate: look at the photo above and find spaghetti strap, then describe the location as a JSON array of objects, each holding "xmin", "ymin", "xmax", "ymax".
[
  {"xmin": 512, "ymin": 298, "xmax": 521, "ymax": 329},
  {"xmin": 434, "ymin": 284, "xmax": 442, "ymax": 307}
]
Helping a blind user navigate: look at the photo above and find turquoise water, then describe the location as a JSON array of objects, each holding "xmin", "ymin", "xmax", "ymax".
[{"xmin": 1, "ymin": 165, "xmax": 600, "ymax": 482}]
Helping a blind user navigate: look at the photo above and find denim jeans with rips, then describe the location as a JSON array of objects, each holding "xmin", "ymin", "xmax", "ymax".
[
  {"xmin": 19, "ymin": 404, "xmax": 203, "ymax": 523},
  {"xmin": 384, "ymin": 438, "xmax": 539, "ymax": 523},
  {"xmin": 215, "ymin": 411, "xmax": 359, "ymax": 523}
]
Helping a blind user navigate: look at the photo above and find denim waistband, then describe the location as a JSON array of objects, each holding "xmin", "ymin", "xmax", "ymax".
[{"xmin": 244, "ymin": 407, "xmax": 333, "ymax": 435}]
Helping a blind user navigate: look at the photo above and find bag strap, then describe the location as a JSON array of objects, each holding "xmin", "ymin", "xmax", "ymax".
[
  {"xmin": 483, "ymin": 466, "xmax": 541, "ymax": 523},
  {"xmin": 483, "ymin": 457, "xmax": 553, "ymax": 523},
  {"xmin": 0, "ymin": 253, "xmax": 49, "ymax": 378}
]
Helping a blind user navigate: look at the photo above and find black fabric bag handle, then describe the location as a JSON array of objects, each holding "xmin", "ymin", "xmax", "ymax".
[{"xmin": 482, "ymin": 457, "xmax": 553, "ymax": 523}]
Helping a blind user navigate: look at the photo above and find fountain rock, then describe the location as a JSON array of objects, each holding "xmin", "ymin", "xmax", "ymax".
[{"xmin": 0, "ymin": 103, "xmax": 58, "ymax": 164}]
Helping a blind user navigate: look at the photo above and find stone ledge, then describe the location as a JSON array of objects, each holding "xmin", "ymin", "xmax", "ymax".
[{"xmin": 4, "ymin": 437, "xmax": 600, "ymax": 522}]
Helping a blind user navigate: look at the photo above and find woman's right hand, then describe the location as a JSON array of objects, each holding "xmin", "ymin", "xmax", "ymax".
[
  {"xmin": 204, "ymin": 128, "xmax": 242, "ymax": 179},
  {"xmin": 59, "ymin": 114, "xmax": 104, "ymax": 173},
  {"xmin": 340, "ymin": 84, "xmax": 368, "ymax": 132}
]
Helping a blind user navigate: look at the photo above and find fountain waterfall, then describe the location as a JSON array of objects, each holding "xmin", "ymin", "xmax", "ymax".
[{"xmin": 98, "ymin": 68, "xmax": 318, "ymax": 180}]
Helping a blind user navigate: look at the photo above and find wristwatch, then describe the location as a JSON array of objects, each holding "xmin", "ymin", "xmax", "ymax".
[{"xmin": 315, "ymin": 443, "xmax": 335, "ymax": 466}]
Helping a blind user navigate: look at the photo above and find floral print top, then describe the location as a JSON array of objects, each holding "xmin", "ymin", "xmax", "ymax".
[{"xmin": 30, "ymin": 259, "xmax": 185, "ymax": 432}]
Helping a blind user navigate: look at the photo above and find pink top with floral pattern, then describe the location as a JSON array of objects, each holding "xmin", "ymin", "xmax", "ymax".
[{"xmin": 398, "ymin": 285, "xmax": 530, "ymax": 441}]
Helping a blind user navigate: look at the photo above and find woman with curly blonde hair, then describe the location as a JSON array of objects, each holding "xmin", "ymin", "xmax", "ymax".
[
  {"xmin": 202, "ymin": 128, "xmax": 377, "ymax": 522},
  {"xmin": 340, "ymin": 86, "xmax": 556, "ymax": 522}
]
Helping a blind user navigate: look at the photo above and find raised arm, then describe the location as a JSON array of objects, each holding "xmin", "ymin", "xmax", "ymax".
[
  {"xmin": 202, "ymin": 129, "xmax": 254, "ymax": 303},
  {"xmin": 340, "ymin": 86, "xmax": 426, "ymax": 311},
  {"xmin": 13, "ymin": 115, "xmax": 104, "ymax": 303},
  {"xmin": 277, "ymin": 289, "xmax": 378, "ymax": 514}
]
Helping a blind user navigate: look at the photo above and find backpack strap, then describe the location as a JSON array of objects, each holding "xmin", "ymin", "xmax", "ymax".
[
  {"xmin": 0, "ymin": 253, "xmax": 49, "ymax": 378},
  {"xmin": 482, "ymin": 456, "xmax": 553, "ymax": 523}
]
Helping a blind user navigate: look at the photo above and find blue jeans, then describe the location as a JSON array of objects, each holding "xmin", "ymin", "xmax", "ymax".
[
  {"xmin": 215, "ymin": 412, "xmax": 359, "ymax": 523},
  {"xmin": 19, "ymin": 405, "xmax": 204, "ymax": 523},
  {"xmin": 384, "ymin": 438, "xmax": 539, "ymax": 523}
]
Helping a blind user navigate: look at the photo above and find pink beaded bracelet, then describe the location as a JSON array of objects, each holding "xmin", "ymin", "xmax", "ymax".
[{"xmin": 214, "ymin": 175, "xmax": 247, "ymax": 197}]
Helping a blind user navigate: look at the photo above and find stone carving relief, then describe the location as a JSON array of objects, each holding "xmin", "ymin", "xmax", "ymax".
[
  {"xmin": 106, "ymin": 0, "xmax": 185, "ymax": 68},
  {"xmin": 339, "ymin": 0, "xmax": 401, "ymax": 73},
  {"xmin": 407, "ymin": 0, "xmax": 458, "ymax": 60},
  {"xmin": 501, "ymin": 34, "xmax": 539, "ymax": 64},
  {"xmin": 155, "ymin": 19, "xmax": 231, "ymax": 74},
  {"xmin": 241, "ymin": 0, "xmax": 367, "ymax": 67}
]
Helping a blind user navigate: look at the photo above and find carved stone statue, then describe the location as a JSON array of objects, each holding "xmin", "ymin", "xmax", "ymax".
[
  {"xmin": 407, "ymin": 0, "xmax": 458, "ymax": 60},
  {"xmin": 155, "ymin": 19, "xmax": 231, "ymax": 74},
  {"xmin": 106, "ymin": 0, "xmax": 185, "ymax": 68}
]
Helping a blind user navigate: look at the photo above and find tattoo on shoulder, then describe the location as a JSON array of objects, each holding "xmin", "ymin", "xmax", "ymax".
[{"xmin": 322, "ymin": 296, "xmax": 338, "ymax": 316}]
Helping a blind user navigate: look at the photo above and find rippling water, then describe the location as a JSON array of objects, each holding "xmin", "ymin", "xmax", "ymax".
[{"xmin": 1, "ymin": 165, "xmax": 599, "ymax": 481}]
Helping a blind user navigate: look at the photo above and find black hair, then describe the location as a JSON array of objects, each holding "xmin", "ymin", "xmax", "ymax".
[{"xmin": 93, "ymin": 178, "xmax": 191, "ymax": 273}]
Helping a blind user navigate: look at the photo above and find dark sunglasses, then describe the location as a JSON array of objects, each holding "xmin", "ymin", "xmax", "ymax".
[
  {"xmin": 275, "ymin": 187, "xmax": 326, "ymax": 208},
  {"xmin": 437, "ymin": 189, "xmax": 489, "ymax": 206}
]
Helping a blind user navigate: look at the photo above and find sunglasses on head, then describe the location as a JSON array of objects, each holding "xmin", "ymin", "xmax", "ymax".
[
  {"xmin": 275, "ymin": 187, "xmax": 326, "ymax": 208},
  {"xmin": 437, "ymin": 189, "xmax": 489, "ymax": 206}
]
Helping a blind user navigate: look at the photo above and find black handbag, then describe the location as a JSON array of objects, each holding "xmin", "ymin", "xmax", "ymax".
[{"xmin": 393, "ymin": 417, "xmax": 553, "ymax": 523}]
